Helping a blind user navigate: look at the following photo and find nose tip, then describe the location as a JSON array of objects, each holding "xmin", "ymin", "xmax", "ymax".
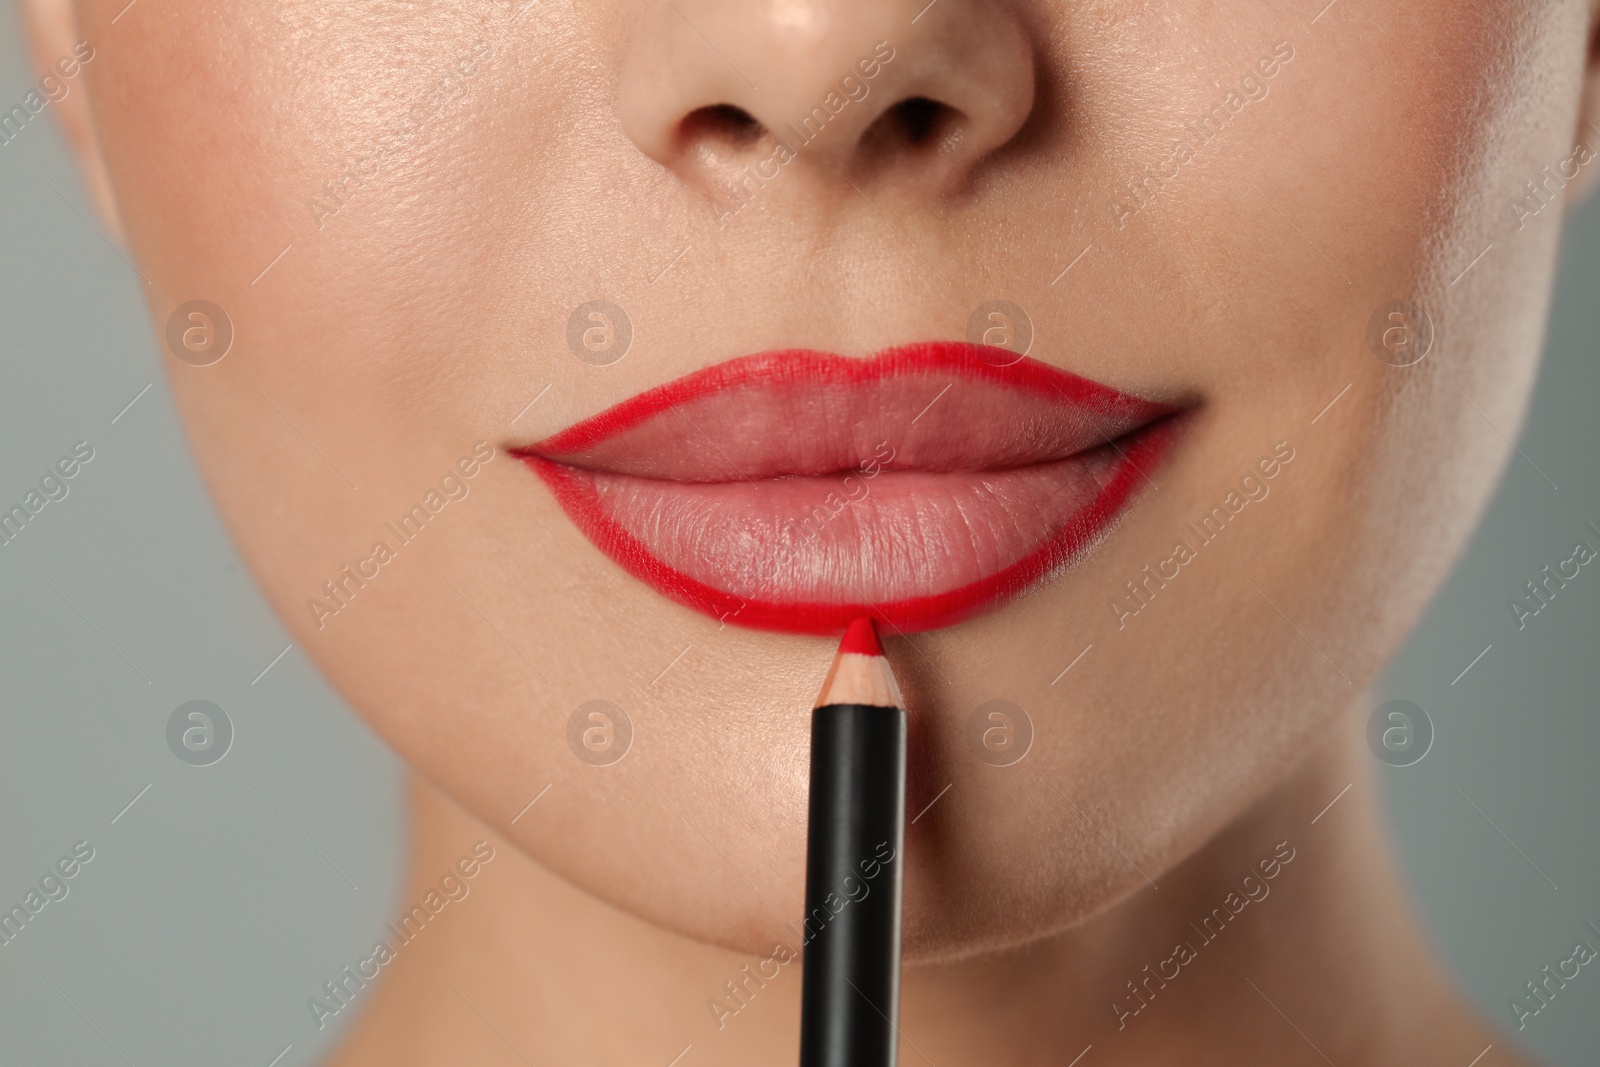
[{"xmin": 615, "ymin": 0, "xmax": 1035, "ymax": 196}]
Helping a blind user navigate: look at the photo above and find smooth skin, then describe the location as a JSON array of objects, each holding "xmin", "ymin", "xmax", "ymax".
[{"xmin": 23, "ymin": 0, "xmax": 1600, "ymax": 1062}]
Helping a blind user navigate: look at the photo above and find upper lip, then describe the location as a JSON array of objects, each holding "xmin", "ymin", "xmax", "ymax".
[{"xmin": 522, "ymin": 342, "xmax": 1174, "ymax": 477}]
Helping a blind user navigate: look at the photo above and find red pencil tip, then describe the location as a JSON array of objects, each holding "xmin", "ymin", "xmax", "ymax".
[{"xmin": 837, "ymin": 616, "xmax": 883, "ymax": 657}]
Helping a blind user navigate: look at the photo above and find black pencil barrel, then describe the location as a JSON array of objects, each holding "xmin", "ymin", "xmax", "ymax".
[{"xmin": 798, "ymin": 703, "xmax": 906, "ymax": 1067}]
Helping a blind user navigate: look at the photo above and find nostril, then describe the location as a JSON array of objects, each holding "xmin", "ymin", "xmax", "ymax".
[
  {"xmin": 679, "ymin": 103, "xmax": 768, "ymax": 151},
  {"xmin": 886, "ymin": 97, "xmax": 952, "ymax": 146},
  {"xmin": 852, "ymin": 96, "xmax": 964, "ymax": 178}
]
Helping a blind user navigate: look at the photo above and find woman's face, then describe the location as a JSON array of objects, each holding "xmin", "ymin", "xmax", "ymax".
[{"xmin": 40, "ymin": 0, "xmax": 1597, "ymax": 957}]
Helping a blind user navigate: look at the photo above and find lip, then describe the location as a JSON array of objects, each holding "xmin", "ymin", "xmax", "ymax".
[{"xmin": 515, "ymin": 342, "xmax": 1181, "ymax": 635}]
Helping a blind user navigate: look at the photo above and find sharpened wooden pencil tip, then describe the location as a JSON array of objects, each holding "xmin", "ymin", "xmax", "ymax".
[{"xmin": 816, "ymin": 622, "xmax": 903, "ymax": 709}]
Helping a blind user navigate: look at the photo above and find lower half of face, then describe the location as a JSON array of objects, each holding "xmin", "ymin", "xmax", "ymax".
[{"xmin": 73, "ymin": 0, "xmax": 1589, "ymax": 956}]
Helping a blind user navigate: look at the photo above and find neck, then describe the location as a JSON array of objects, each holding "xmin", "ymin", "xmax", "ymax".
[{"xmin": 327, "ymin": 709, "xmax": 1510, "ymax": 1066}]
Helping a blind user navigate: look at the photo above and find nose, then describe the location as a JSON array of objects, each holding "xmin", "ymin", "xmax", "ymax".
[{"xmin": 615, "ymin": 0, "xmax": 1035, "ymax": 196}]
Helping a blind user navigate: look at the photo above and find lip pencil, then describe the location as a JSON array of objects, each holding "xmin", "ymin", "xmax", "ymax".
[{"xmin": 799, "ymin": 616, "xmax": 907, "ymax": 1067}]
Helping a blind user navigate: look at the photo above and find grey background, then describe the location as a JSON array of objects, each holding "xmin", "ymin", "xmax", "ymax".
[{"xmin": 1, "ymin": 8, "xmax": 1597, "ymax": 1065}]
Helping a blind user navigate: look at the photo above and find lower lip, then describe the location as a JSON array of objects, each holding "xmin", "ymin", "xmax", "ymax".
[{"xmin": 522, "ymin": 417, "xmax": 1177, "ymax": 635}]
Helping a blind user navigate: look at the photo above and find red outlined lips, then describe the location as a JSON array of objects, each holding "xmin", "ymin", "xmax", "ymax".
[{"xmin": 514, "ymin": 342, "xmax": 1180, "ymax": 635}]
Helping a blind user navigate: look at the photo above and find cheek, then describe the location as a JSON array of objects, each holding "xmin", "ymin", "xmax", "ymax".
[{"xmin": 1285, "ymin": 4, "xmax": 1580, "ymax": 617}]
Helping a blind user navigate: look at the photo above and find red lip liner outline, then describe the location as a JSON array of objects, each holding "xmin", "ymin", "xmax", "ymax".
[{"xmin": 517, "ymin": 344, "xmax": 1179, "ymax": 635}]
